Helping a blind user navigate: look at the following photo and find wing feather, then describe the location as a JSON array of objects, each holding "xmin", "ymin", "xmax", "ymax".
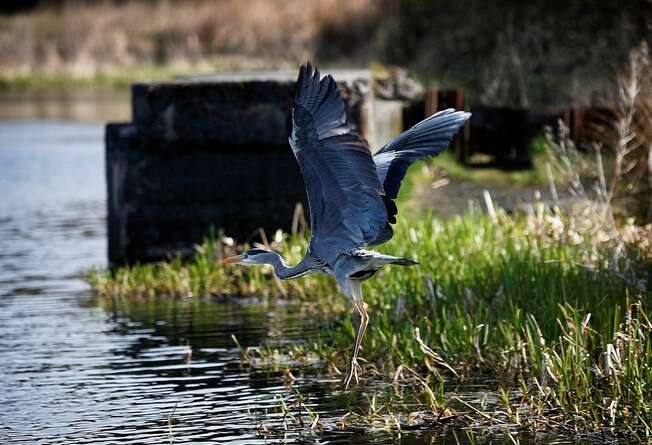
[
  {"xmin": 289, "ymin": 63, "xmax": 388, "ymax": 262},
  {"xmin": 373, "ymin": 109, "xmax": 471, "ymax": 223}
]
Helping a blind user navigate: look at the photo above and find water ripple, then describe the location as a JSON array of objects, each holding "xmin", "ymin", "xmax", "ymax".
[
  {"xmin": 0, "ymin": 120, "xmax": 394, "ymax": 444},
  {"xmin": 0, "ymin": 119, "xmax": 546, "ymax": 444}
]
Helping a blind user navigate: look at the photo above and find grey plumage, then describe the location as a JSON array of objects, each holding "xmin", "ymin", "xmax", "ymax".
[
  {"xmin": 290, "ymin": 63, "xmax": 388, "ymax": 264},
  {"xmin": 225, "ymin": 63, "xmax": 470, "ymax": 389}
]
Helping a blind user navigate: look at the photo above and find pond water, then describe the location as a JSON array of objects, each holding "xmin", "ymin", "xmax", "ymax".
[{"xmin": 0, "ymin": 96, "xmax": 586, "ymax": 444}]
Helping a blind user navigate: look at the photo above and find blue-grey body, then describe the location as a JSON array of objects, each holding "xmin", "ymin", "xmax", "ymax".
[{"xmin": 225, "ymin": 63, "xmax": 470, "ymax": 388}]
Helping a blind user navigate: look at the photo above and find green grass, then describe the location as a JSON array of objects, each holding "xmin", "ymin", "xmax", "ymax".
[
  {"xmin": 0, "ymin": 63, "xmax": 221, "ymax": 91},
  {"xmin": 89, "ymin": 199, "xmax": 652, "ymax": 438},
  {"xmin": 428, "ymin": 139, "xmax": 551, "ymax": 187}
]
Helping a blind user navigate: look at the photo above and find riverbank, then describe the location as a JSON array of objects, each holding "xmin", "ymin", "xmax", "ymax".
[
  {"xmin": 0, "ymin": 59, "xmax": 279, "ymax": 92},
  {"xmin": 90, "ymin": 187, "xmax": 652, "ymax": 440}
]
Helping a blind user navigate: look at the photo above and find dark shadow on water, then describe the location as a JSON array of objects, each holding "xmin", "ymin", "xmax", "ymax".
[
  {"xmin": 0, "ymin": 91, "xmax": 131, "ymax": 123},
  {"xmin": 86, "ymin": 295, "xmax": 592, "ymax": 444}
]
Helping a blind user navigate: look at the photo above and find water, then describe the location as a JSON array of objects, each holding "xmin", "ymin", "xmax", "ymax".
[
  {"xmin": 0, "ymin": 99, "xmax": 586, "ymax": 444},
  {"xmin": 0, "ymin": 115, "xmax": 418, "ymax": 444},
  {"xmin": 0, "ymin": 91, "xmax": 131, "ymax": 123}
]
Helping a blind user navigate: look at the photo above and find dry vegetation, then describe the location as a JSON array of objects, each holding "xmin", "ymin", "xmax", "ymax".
[
  {"xmin": 610, "ymin": 43, "xmax": 652, "ymax": 220},
  {"xmin": 0, "ymin": 0, "xmax": 378, "ymax": 77},
  {"xmin": 1, "ymin": 0, "xmax": 648, "ymax": 107},
  {"xmin": 557, "ymin": 43, "xmax": 652, "ymax": 222}
]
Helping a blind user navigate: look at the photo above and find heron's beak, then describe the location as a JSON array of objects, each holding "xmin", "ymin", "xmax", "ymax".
[{"xmin": 221, "ymin": 255, "xmax": 244, "ymax": 265}]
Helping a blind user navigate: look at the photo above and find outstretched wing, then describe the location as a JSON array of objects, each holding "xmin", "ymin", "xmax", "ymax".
[
  {"xmin": 289, "ymin": 63, "xmax": 388, "ymax": 263},
  {"xmin": 373, "ymin": 109, "xmax": 471, "ymax": 223}
]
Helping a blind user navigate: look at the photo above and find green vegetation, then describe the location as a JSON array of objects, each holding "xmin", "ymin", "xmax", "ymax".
[
  {"xmin": 429, "ymin": 141, "xmax": 550, "ymax": 187},
  {"xmin": 89, "ymin": 193, "xmax": 652, "ymax": 439},
  {"xmin": 0, "ymin": 63, "xmax": 225, "ymax": 91},
  {"xmin": 0, "ymin": 68, "xmax": 164, "ymax": 91}
]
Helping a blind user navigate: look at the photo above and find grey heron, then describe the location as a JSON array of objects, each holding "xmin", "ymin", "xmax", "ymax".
[{"xmin": 224, "ymin": 63, "xmax": 470, "ymax": 389}]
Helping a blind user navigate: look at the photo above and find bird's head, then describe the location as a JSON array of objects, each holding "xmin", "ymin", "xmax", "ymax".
[{"xmin": 222, "ymin": 247, "xmax": 278, "ymax": 266}]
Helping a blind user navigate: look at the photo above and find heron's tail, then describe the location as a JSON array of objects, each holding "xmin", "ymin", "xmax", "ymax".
[{"xmin": 391, "ymin": 257, "xmax": 418, "ymax": 266}]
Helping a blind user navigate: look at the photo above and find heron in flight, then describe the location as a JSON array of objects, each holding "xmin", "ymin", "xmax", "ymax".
[{"xmin": 224, "ymin": 63, "xmax": 470, "ymax": 389}]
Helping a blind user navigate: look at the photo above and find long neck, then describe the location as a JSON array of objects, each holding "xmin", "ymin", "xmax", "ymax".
[{"xmin": 268, "ymin": 252, "xmax": 313, "ymax": 280}]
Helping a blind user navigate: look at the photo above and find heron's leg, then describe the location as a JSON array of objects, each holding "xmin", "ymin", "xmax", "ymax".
[
  {"xmin": 352, "ymin": 301, "xmax": 369, "ymax": 380},
  {"xmin": 343, "ymin": 280, "xmax": 369, "ymax": 390},
  {"xmin": 343, "ymin": 301, "xmax": 366, "ymax": 389}
]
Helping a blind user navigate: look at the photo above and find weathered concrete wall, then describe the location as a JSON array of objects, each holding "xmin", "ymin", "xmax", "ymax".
[
  {"xmin": 106, "ymin": 69, "xmax": 377, "ymax": 265},
  {"xmin": 134, "ymin": 69, "xmax": 375, "ymax": 145},
  {"xmin": 106, "ymin": 124, "xmax": 310, "ymax": 264}
]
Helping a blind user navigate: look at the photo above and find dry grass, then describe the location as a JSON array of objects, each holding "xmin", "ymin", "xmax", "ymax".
[
  {"xmin": 592, "ymin": 43, "xmax": 652, "ymax": 221},
  {"xmin": 1, "ymin": 1, "xmax": 647, "ymax": 108},
  {"xmin": 541, "ymin": 43, "xmax": 652, "ymax": 226},
  {"xmin": 0, "ymin": 0, "xmax": 377, "ymax": 77}
]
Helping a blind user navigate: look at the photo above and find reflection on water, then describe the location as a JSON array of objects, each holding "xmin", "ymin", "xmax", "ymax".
[
  {"xmin": 0, "ymin": 115, "xmax": 578, "ymax": 443},
  {"xmin": 2, "ymin": 293, "xmax": 326, "ymax": 443},
  {"xmin": 0, "ymin": 91, "xmax": 131, "ymax": 123}
]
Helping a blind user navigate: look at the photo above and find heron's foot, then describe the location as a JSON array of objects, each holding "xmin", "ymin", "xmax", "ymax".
[{"xmin": 342, "ymin": 358, "xmax": 363, "ymax": 390}]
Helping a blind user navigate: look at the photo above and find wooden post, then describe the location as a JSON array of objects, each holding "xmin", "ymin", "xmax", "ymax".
[
  {"xmin": 438, "ymin": 89, "xmax": 467, "ymax": 163},
  {"xmin": 424, "ymin": 88, "xmax": 438, "ymax": 116},
  {"xmin": 424, "ymin": 88, "xmax": 468, "ymax": 163},
  {"xmin": 571, "ymin": 106, "xmax": 584, "ymax": 144},
  {"xmin": 561, "ymin": 109, "xmax": 571, "ymax": 135},
  {"xmin": 454, "ymin": 89, "xmax": 468, "ymax": 164}
]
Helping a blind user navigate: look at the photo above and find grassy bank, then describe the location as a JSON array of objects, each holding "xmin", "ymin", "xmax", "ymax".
[
  {"xmin": 0, "ymin": 65, "xmax": 195, "ymax": 91},
  {"xmin": 89, "ymin": 198, "xmax": 652, "ymax": 439},
  {"xmin": 0, "ymin": 59, "xmax": 279, "ymax": 91},
  {"xmin": 0, "ymin": 0, "xmax": 368, "ymax": 91},
  {"xmin": 428, "ymin": 140, "xmax": 550, "ymax": 187}
]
